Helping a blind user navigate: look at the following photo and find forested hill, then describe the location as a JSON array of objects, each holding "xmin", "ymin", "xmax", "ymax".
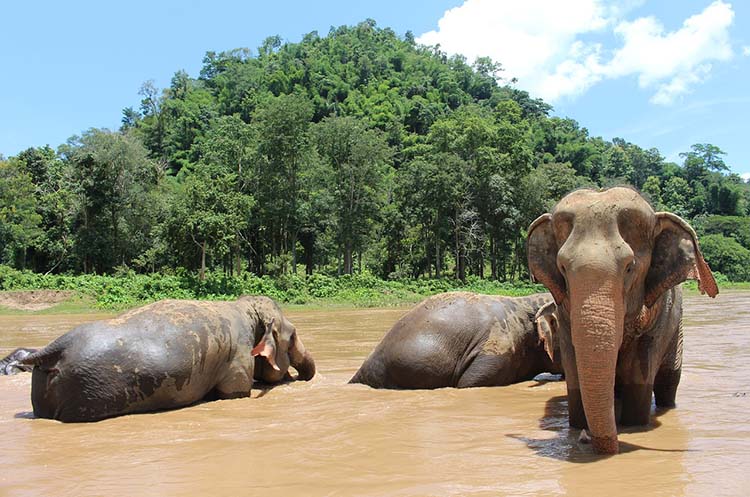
[{"xmin": 2, "ymin": 20, "xmax": 749, "ymax": 283}]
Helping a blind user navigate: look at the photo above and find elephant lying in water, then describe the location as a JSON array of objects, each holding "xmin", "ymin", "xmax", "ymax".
[
  {"xmin": 349, "ymin": 292, "xmax": 562, "ymax": 389},
  {"xmin": 527, "ymin": 187, "xmax": 718, "ymax": 454},
  {"xmin": 21, "ymin": 296, "xmax": 316, "ymax": 422},
  {"xmin": 0, "ymin": 348, "xmax": 37, "ymax": 375}
]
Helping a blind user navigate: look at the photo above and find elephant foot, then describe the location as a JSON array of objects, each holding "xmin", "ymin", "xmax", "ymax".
[
  {"xmin": 654, "ymin": 370, "xmax": 680, "ymax": 408},
  {"xmin": 591, "ymin": 435, "xmax": 619, "ymax": 455},
  {"xmin": 580, "ymin": 429, "xmax": 619, "ymax": 455},
  {"xmin": 619, "ymin": 383, "xmax": 653, "ymax": 426},
  {"xmin": 654, "ymin": 385, "xmax": 677, "ymax": 408}
]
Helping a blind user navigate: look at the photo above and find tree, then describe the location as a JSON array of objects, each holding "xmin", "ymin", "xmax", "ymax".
[
  {"xmin": 13, "ymin": 146, "xmax": 75, "ymax": 273},
  {"xmin": 700, "ymin": 233, "xmax": 750, "ymax": 281},
  {"xmin": 254, "ymin": 93, "xmax": 314, "ymax": 274},
  {"xmin": 398, "ymin": 153, "xmax": 470, "ymax": 278},
  {"xmin": 314, "ymin": 116, "xmax": 393, "ymax": 274},
  {"xmin": 0, "ymin": 159, "xmax": 41, "ymax": 267},
  {"xmin": 602, "ymin": 145, "xmax": 633, "ymax": 183},
  {"xmin": 61, "ymin": 129, "xmax": 158, "ymax": 273},
  {"xmin": 681, "ymin": 143, "xmax": 728, "ymax": 184},
  {"xmin": 662, "ymin": 176, "xmax": 691, "ymax": 217},
  {"xmin": 642, "ymin": 176, "xmax": 663, "ymax": 207},
  {"xmin": 164, "ymin": 164, "xmax": 254, "ymax": 280}
]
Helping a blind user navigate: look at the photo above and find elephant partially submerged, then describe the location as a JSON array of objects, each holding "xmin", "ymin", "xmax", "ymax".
[
  {"xmin": 21, "ymin": 296, "xmax": 315, "ymax": 422},
  {"xmin": 527, "ymin": 187, "xmax": 718, "ymax": 454},
  {"xmin": 349, "ymin": 292, "xmax": 562, "ymax": 389}
]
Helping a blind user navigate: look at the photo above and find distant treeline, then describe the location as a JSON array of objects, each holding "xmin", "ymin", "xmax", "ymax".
[{"xmin": 1, "ymin": 20, "xmax": 749, "ymax": 282}]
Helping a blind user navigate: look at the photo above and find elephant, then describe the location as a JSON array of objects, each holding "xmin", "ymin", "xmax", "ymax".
[
  {"xmin": 527, "ymin": 187, "xmax": 718, "ymax": 454},
  {"xmin": 0, "ymin": 348, "xmax": 37, "ymax": 375},
  {"xmin": 20, "ymin": 296, "xmax": 316, "ymax": 422},
  {"xmin": 349, "ymin": 292, "xmax": 563, "ymax": 389}
]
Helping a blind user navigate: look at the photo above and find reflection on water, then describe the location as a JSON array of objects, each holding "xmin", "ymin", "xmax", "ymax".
[{"xmin": 1, "ymin": 293, "xmax": 749, "ymax": 496}]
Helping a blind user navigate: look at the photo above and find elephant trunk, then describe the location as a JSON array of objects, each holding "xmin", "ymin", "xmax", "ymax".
[
  {"xmin": 289, "ymin": 334, "xmax": 316, "ymax": 381},
  {"xmin": 569, "ymin": 278, "xmax": 624, "ymax": 455}
]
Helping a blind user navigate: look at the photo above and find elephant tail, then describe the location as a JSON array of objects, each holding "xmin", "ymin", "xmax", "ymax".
[{"xmin": 19, "ymin": 342, "xmax": 65, "ymax": 368}]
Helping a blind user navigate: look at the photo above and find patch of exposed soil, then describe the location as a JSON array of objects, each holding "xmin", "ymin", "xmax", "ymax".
[{"xmin": 0, "ymin": 290, "xmax": 75, "ymax": 311}]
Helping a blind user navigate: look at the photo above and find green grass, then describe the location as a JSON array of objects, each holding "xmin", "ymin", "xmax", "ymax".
[
  {"xmin": 0, "ymin": 265, "xmax": 547, "ymax": 312},
  {"xmin": 1, "ymin": 264, "xmax": 746, "ymax": 314}
]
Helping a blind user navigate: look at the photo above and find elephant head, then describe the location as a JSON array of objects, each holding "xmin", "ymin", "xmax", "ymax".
[
  {"xmin": 246, "ymin": 297, "xmax": 316, "ymax": 383},
  {"xmin": 527, "ymin": 187, "xmax": 717, "ymax": 454}
]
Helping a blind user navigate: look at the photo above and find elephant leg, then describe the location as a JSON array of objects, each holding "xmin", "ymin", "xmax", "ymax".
[
  {"xmin": 653, "ymin": 369, "xmax": 680, "ymax": 408},
  {"xmin": 619, "ymin": 383, "xmax": 653, "ymax": 425},
  {"xmin": 558, "ymin": 334, "xmax": 587, "ymax": 429},
  {"xmin": 566, "ymin": 387, "xmax": 587, "ymax": 429},
  {"xmin": 214, "ymin": 366, "xmax": 253, "ymax": 399},
  {"xmin": 654, "ymin": 318, "xmax": 683, "ymax": 408}
]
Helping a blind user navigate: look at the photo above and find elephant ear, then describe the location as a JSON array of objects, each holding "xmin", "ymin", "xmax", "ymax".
[
  {"xmin": 251, "ymin": 318, "xmax": 280, "ymax": 371},
  {"xmin": 527, "ymin": 214, "xmax": 566, "ymax": 305},
  {"xmin": 644, "ymin": 212, "xmax": 719, "ymax": 307},
  {"xmin": 534, "ymin": 301, "xmax": 558, "ymax": 362}
]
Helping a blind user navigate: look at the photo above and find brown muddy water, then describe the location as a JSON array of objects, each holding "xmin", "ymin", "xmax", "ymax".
[{"xmin": 1, "ymin": 293, "xmax": 749, "ymax": 497}]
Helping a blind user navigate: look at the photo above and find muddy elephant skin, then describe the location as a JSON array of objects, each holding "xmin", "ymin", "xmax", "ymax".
[
  {"xmin": 349, "ymin": 292, "xmax": 562, "ymax": 389},
  {"xmin": 527, "ymin": 187, "xmax": 718, "ymax": 454},
  {"xmin": 21, "ymin": 296, "xmax": 315, "ymax": 422},
  {"xmin": 0, "ymin": 348, "xmax": 37, "ymax": 375}
]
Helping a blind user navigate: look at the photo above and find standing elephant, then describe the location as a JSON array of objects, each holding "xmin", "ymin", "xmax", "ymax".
[
  {"xmin": 0, "ymin": 348, "xmax": 37, "ymax": 375},
  {"xmin": 21, "ymin": 296, "xmax": 315, "ymax": 422},
  {"xmin": 349, "ymin": 292, "xmax": 562, "ymax": 389},
  {"xmin": 527, "ymin": 187, "xmax": 718, "ymax": 454}
]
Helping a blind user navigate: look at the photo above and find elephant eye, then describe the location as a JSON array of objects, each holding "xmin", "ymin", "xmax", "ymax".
[{"xmin": 625, "ymin": 260, "xmax": 635, "ymax": 273}]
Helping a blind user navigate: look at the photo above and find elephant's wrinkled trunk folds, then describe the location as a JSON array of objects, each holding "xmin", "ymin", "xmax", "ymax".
[
  {"xmin": 569, "ymin": 278, "xmax": 624, "ymax": 455},
  {"xmin": 290, "ymin": 334, "xmax": 316, "ymax": 381}
]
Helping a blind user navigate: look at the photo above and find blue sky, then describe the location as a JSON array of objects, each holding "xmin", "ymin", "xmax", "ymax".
[{"xmin": 1, "ymin": 0, "xmax": 748, "ymax": 178}]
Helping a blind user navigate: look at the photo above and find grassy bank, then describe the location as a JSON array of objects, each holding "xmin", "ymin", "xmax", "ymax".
[
  {"xmin": 1, "ymin": 265, "xmax": 745, "ymax": 314},
  {"xmin": 0, "ymin": 265, "xmax": 547, "ymax": 312}
]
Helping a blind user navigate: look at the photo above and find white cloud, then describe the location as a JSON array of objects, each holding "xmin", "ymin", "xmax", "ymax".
[
  {"xmin": 417, "ymin": 0, "xmax": 735, "ymax": 105},
  {"xmin": 743, "ymin": 46, "xmax": 750, "ymax": 56},
  {"xmin": 742, "ymin": 172, "xmax": 750, "ymax": 182}
]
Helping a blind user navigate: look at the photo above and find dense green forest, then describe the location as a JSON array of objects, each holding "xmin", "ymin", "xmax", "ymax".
[{"xmin": 2, "ymin": 20, "xmax": 750, "ymax": 290}]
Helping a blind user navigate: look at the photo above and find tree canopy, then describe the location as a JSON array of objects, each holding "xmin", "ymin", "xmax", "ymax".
[{"xmin": 2, "ymin": 20, "xmax": 748, "ymax": 281}]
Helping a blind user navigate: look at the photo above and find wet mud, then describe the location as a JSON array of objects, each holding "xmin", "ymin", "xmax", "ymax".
[{"xmin": 1, "ymin": 294, "xmax": 749, "ymax": 496}]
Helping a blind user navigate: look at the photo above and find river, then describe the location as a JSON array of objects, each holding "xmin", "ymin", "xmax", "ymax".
[{"xmin": 1, "ymin": 292, "xmax": 749, "ymax": 496}]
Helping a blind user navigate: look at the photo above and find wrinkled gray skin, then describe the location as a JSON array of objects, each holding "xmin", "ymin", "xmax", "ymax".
[
  {"xmin": 21, "ymin": 296, "xmax": 315, "ymax": 422},
  {"xmin": 349, "ymin": 292, "xmax": 562, "ymax": 389},
  {"xmin": 527, "ymin": 187, "xmax": 718, "ymax": 454},
  {"xmin": 0, "ymin": 348, "xmax": 37, "ymax": 375}
]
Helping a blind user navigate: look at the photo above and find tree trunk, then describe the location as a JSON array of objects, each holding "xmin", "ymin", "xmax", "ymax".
[
  {"xmin": 435, "ymin": 236, "xmax": 441, "ymax": 279},
  {"xmin": 493, "ymin": 238, "xmax": 499, "ymax": 280},
  {"xmin": 111, "ymin": 207, "xmax": 119, "ymax": 270},
  {"xmin": 344, "ymin": 242, "xmax": 353, "ymax": 275},
  {"xmin": 200, "ymin": 241, "xmax": 206, "ymax": 281},
  {"xmin": 291, "ymin": 231, "xmax": 297, "ymax": 275}
]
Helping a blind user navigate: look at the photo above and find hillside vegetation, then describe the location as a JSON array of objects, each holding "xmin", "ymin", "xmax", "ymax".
[{"xmin": 2, "ymin": 20, "xmax": 749, "ymax": 305}]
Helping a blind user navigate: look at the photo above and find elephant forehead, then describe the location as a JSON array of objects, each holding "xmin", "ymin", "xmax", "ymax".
[{"xmin": 554, "ymin": 188, "xmax": 654, "ymax": 224}]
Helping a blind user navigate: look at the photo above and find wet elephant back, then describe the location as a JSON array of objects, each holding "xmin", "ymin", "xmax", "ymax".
[
  {"xmin": 459, "ymin": 293, "xmax": 553, "ymax": 386},
  {"xmin": 358, "ymin": 293, "xmax": 546, "ymax": 388},
  {"xmin": 45, "ymin": 300, "xmax": 250, "ymax": 420}
]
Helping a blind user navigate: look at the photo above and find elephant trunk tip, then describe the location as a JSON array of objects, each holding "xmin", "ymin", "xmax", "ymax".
[
  {"xmin": 294, "ymin": 351, "xmax": 316, "ymax": 381},
  {"xmin": 591, "ymin": 435, "xmax": 619, "ymax": 455}
]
